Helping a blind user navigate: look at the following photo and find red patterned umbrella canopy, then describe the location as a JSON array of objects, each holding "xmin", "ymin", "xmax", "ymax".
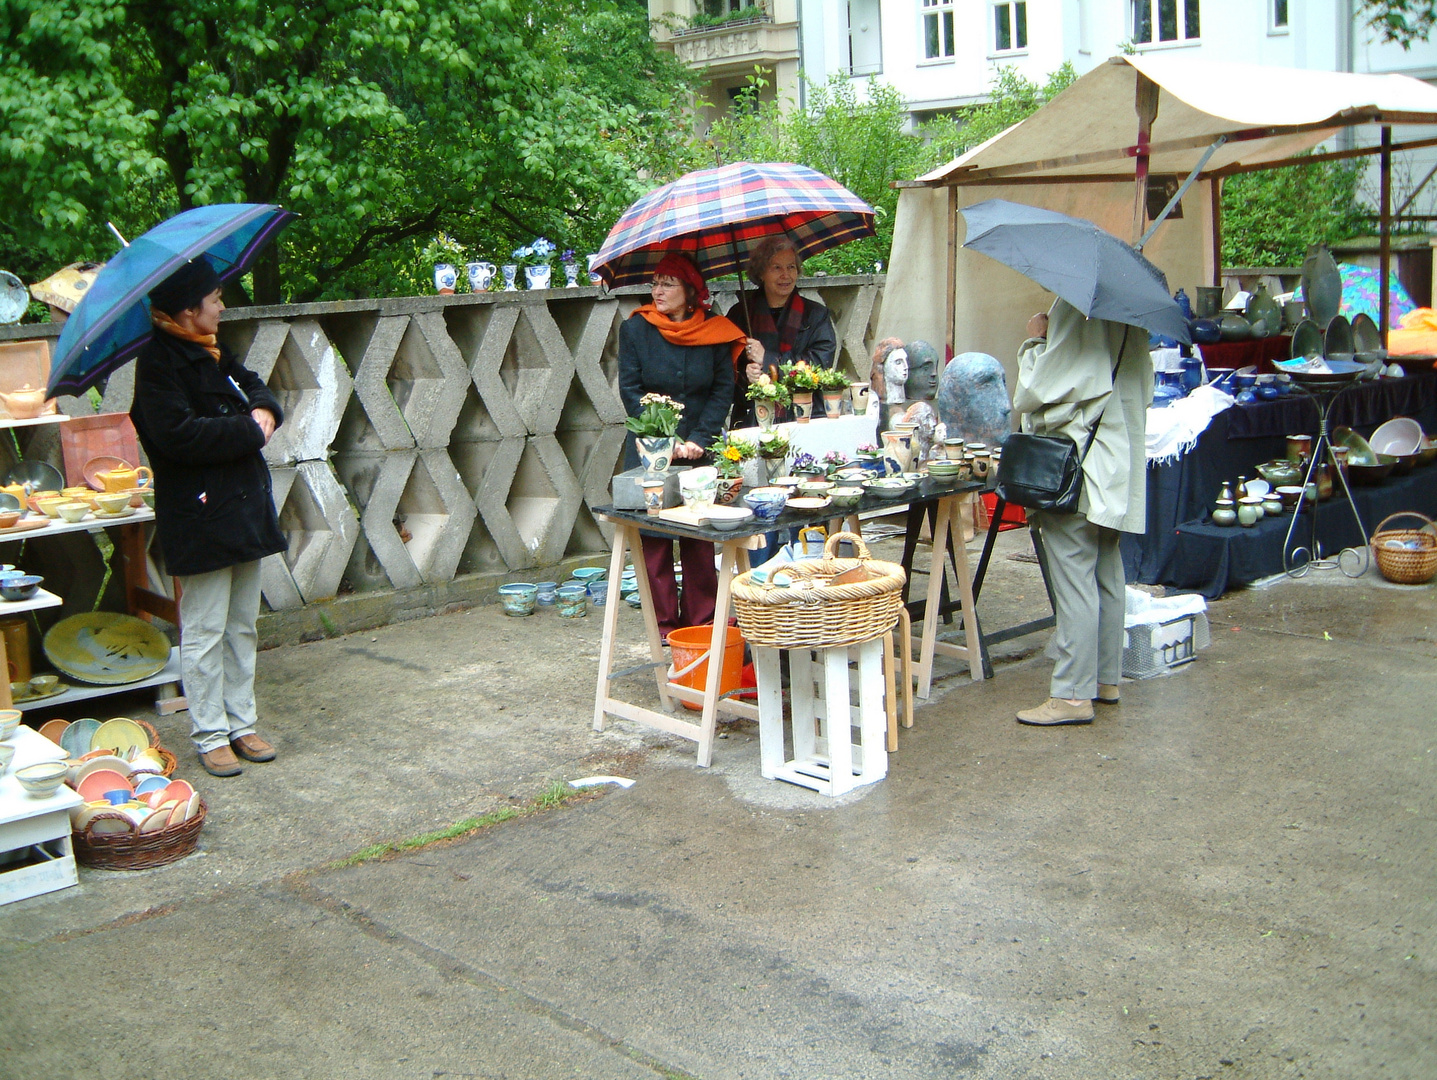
[{"xmin": 592, "ymin": 161, "xmax": 876, "ymax": 289}]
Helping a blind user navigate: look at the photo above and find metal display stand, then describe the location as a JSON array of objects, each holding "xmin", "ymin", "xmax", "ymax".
[{"xmin": 1281, "ymin": 377, "xmax": 1371, "ymax": 578}]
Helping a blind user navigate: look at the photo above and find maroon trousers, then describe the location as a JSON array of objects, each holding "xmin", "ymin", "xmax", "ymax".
[{"xmin": 639, "ymin": 533, "xmax": 718, "ymax": 639}]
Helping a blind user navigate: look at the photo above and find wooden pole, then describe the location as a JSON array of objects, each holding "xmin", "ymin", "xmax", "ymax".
[
  {"xmin": 1380, "ymin": 126, "xmax": 1393, "ymax": 343},
  {"xmin": 1132, "ymin": 73, "xmax": 1160, "ymax": 243},
  {"xmin": 945, "ymin": 186, "xmax": 957, "ymax": 359},
  {"xmin": 1210, "ymin": 177, "xmax": 1223, "ymax": 288}
]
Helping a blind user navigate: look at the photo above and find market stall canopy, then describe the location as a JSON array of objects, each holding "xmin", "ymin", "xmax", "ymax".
[{"xmin": 911, "ymin": 55, "xmax": 1437, "ymax": 188}]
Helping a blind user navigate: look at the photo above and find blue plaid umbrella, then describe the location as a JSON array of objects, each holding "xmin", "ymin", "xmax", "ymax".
[
  {"xmin": 46, "ymin": 203, "xmax": 294, "ymax": 397},
  {"xmin": 592, "ymin": 162, "xmax": 875, "ymax": 288}
]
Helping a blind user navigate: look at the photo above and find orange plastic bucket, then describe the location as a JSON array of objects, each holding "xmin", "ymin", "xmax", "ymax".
[{"xmin": 667, "ymin": 625, "xmax": 746, "ymax": 711}]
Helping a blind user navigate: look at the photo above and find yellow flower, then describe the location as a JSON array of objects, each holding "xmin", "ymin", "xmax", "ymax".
[{"xmin": 723, "ymin": 446, "xmax": 742, "ymax": 462}]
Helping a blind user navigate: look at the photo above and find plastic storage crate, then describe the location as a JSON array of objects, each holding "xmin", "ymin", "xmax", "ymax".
[{"xmin": 1122, "ymin": 612, "xmax": 1209, "ymax": 679}]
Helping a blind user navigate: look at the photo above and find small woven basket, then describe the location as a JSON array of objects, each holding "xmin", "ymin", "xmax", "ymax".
[
  {"xmin": 731, "ymin": 532, "xmax": 906, "ymax": 649},
  {"xmin": 135, "ymin": 718, "xmax": 178, "ymax": 777},
  {"xmin": 73, "ymin": 797, "xmax": 207, "ymax": 871},
  {"xmin": 1371, "ymin": 512, "xmax": 1437, "ymax": 584}
]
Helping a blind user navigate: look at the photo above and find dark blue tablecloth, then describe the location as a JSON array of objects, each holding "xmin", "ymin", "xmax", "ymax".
[{"xmin": 1122, "ymin": 372, "xmax": 1437, "ymax": 596}]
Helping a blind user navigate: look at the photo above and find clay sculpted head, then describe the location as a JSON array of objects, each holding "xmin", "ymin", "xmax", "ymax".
[{"xmin": 883, "ymin": 348, "xmax": 909, "ymax": 404}]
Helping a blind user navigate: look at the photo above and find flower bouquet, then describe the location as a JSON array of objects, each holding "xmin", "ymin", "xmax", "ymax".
[
  {"xmin": 512, "ymin": 236, "xmax": 558, "ymax": 289},
  {"xmin": 708, "ymin": 433, "xmax": 756, "ymax": 503},
  {"xmin": 627, "ymin": 393, "xmax": 685, "ymax": 476},
  {"xmin": 745, "ymin": 372, "xmax": 791, "ymax": 429},
  {"xmin": 781, "ymin": 361, "xmax": 822, "ymax": 422},
  {"xmin": 815, "ymin": 366, "xmax": 851, "ymax": 417}
]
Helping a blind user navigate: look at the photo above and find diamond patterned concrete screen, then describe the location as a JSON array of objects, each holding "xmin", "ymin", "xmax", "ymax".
[{"xmin": 45, "ymin": 279, "xmax": 883, "ymax": 610}]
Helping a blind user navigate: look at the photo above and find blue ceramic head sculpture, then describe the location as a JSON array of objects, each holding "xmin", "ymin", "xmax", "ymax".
[
  {"xmin": 937, "ymin": 352, "xmax": 1012, "ymax": 448},
  {"xmin": 903, "ymin": 339, "xmax": 942, "ymax": 401}
]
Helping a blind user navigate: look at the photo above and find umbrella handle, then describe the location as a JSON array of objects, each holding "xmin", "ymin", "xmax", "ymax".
[{"xmin": 107, "ymin": 222, "xmax": 130, "ymax": 248}]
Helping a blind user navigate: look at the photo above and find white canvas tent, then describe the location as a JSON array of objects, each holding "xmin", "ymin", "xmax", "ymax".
[{"xmin": 879, "ymin": 55, "xmax": 1437, "ymax": 383}]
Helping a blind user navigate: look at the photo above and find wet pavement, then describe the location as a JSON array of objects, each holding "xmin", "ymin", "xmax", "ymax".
[{"xmin": 1, "ymin": 529, "xmax": 1433, "ymax": 1079}]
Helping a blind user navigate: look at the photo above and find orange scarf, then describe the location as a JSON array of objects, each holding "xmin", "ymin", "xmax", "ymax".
[
  {"xmin": 634, "ymin": 304, "xmax": 746, "ymax": 364},
  {"xmin": 152, "ymin": 310, "xmax": 221, "ymax": 363}
]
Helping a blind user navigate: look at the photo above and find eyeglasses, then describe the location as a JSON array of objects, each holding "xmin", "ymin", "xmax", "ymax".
[{"xmin": 650, "ymin": 278, "xmax": 683, "ymax": 290}]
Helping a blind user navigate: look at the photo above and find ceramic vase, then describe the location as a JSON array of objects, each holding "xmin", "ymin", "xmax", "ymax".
[
  {"xmin": 564, "ymin": 263, "xmax": 580, "ymax": 288},
  {"xmin": 880, "ymin": 430, "xmax": 914, "ymax": 476},
  {"xmin": 1237, "ymin": 497, "xmax": 1263, "ymax": 527},
  {"xmin": 1263, "ymin": 496, "xmax": 1284, "ymax": 517},
  {"xmin": 466, "ymin": 261, "xmax": 496, "ymax": 293},
  {"xmin": 637, "ymin": 436, "xmax": 676, "ymax": 478},
  {"xmin": 1286, "ymin": 434, "xmax": 1312, "ymax": 464},
  {"xmin": 434, "ymin": 263, "xmax": 458, "ymax": 294},
  {"xmin": 821, "ymin": 390, "xmax": 844, "ymax": 419},
  {"xmin": 791, "ymin": 391, "xmax": 813, "ymax": 423},
  {"xmin": 740, "ymin": 457, "xmax": 770, "ymax": 489},
  {"xmin": 1212, "ymin": 500, "xmax": 1237, "ymax": 527},
  {"xmin": 501, "ymin": 264, "xmax": 519, "ymax": 291},
  {"xmin": 715, "ymin": 477, "xmax": 743, "ymax": 505},
  {"xmin": 850, "ymin": 382, "xmax": 871, "ymax": 415},
  {"xmin": 586, "ymin": 254, "xmax": 603, "ymax": 285},
  {"xmin": 525, "ymin": 265, "xmax": 552, "ymax": 290},
  {"xmin": 752, "ymin": 399, "xmax": 778, "ymax": 430}
]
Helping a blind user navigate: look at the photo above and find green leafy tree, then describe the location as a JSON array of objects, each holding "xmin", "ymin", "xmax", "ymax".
[
  {"xmin": 1361, "ymin": 0, "xmax": 1437, "ymax": 47},
  {"xmin": 919, "ymin": 63, "xmax": 1078, "ymax": 163},
  {"xmin": 0, "ymin": 0, "xmax": 698, "ymax": 304},
  {"xmin": 1220, "ymin": 157, "xmax": 1366, "ymax": 267}
]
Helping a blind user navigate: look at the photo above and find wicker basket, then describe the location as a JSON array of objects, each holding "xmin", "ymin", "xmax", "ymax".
[
  {"xmin": 136, "ymin": 717, "xmax": 178, "ymax": 777},
  {"xmin": 73, "ymin": 797, "xmax": 207, "ymax": 871},
  {"xmin": 731, "ymin": 532, "xmax": 906, "ymax": 649},
  {"xmin": 1371, "ymin": 512, "xmax": 1437, "ymax": 585}
]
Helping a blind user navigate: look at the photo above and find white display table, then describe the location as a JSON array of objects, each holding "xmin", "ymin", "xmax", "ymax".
[{"xmin": 0, "ymin": 725, "xmax": 81, "ymax": 905}]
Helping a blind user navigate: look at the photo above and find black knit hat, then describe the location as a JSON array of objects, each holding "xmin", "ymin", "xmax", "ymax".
[{"xmin": 148, "ymin": 258, "xmax": 222, "ymax": 315}]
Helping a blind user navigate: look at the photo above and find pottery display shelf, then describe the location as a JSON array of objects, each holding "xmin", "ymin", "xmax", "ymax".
[
  {"xmin": 591, "ymin": 474, "xmax": 983, "ymax": 768},
  {"xmin": 0, "ymin": 588, "xmax": 64, "ymax": 710},
  {"xmin": 0, "ymin": 505, "xmax": 184, "ymax": 716},
  {"xmin": 0, "ymin": 725, "xmax": 82, "ymax": 905},
  {"xmin": 0, "ymin": 414, "xmax": 69, "ymax": 431}
]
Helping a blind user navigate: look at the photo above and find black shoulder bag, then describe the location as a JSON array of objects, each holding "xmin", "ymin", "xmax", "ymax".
[{"xmin": 995, "ymin": 328, "xmax": 1128, "ymax": 514}]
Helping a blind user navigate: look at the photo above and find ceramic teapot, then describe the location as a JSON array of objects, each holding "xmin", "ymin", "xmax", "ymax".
[
  {"xmin": 96, "ymin": 466, "xmax": 152, "ymax": 493},
  {"xmin": 466, "ymin": 262, "xmax": 497, "ymax": 292},
  {"xmin": 0, "ymin": 388, "xmax": 45, "ymax": 419}
]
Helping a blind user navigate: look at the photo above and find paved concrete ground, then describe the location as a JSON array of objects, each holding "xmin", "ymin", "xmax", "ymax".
[{"xmin": 1, "ymin": 530, "xmax": 1433, "ymax": 1080}]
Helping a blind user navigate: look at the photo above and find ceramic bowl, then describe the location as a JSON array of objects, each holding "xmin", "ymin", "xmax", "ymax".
[
  {"xmin": 28, "ymin": 673, "xmax": 59, "ymax": 696},
  {"xmin": 1416, "ymin": 436, "xmax": 1437, "ymax": 466},
  {"xmin": 0, "ymin": 510, "xmax": 20, "ymax": 530},
  {"xmin": 497, "ymin": 582, "xmax": 539, "ymax": 617},
  {"xmin": 94, "ymin": 492, "xmax": 131, "ymax": 514},
  {"xmin": 1371, "ymin": 416, "xmax": 1423, "ymax": 457},
  {"xmin": 0, "ymin": 708, "xmax": 21, "ymax": 739},
  {"xmin": 0, "ymin": 574, "xmax": 42, "ymax": 602},
  {"xmin": 1275, "ymin": 485, "xmax": 1305, "ymax": 508},
  {"xmin": 15, "ymin": 761, "xmax": 68, "ymax": 798},
  {"xmin": 570, "ymin": 567, "xmax": 607, "ymax": 585},
  {"xmin": 1347, "ymin": 459, "xmax": 1394, "ymax": 486},
  {"xmin": 743, "ymin": 487, "xmax": 789, "ymax": 522},
  {"xmin": 0, "ymin": 742, "xmax": 14, "ymax": 774},
  {"xmin": 862, "ymin": 477, "xmax": 915, "ymax": 497},
  {"xmin": 140, "ymin": 489, "xmax": 156, "ymax": 509},
  {"xmin": 828, "ymin": 486, "xmax": 863, "ymax": 508},
  {"xmin": 1255, "ymin": 460, "xmax": 1302, "ymax": 488},
  {"xmin": 56, "ymin": 501, "xmax": 89, "ymax": 524},
  {"xmin": 534, "ymin": 581, "xmax": 558, "ymax": 606},
  {"xmin": 37, "ymin": 496, "xmax": 69, "ymax": 519},
  {"xmin": 926, "ymin": 460, "xmax": 961, "ymax": 478},
  {"xmin": 796, "ymin": 480, "xmax": 833, "ymax": 498},
  {"xmin": 555, "ymin": 584, "xmax": 587, "ymax": 618},
  {"xmin": 677, "ymin": 466, "xmax": 718, "ymax": 510},
  {"xmin": 697, "ymin": 505, "xmax": 754, "ymax": 531}
]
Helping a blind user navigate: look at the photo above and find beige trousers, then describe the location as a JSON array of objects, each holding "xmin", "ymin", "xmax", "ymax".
[
  {"xmin": 1031, "ymin": 511, "xmax": 1125, "ymax": 701},
  {"xmin": 178, "ymin": 560, "xmax": 262, "ymax": 753}
]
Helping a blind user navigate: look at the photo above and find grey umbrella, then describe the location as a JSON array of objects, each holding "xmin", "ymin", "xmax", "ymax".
[{"xmin": 960, "ymin": 199, "xmax": 1191, "ymax": 345}]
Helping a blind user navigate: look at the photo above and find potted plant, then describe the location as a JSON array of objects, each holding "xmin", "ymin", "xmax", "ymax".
[
  {"xmin": 747, "ymin": 430, "xmax": 790, "ymax": 488},
  {"xmin": 821, "ymin": 450, "xmax": 847, "ymax": 477},
  {"xmin": 816, "ymin": 366, "xmax": 851, "ymax": 418},
  {"xmin": 745, "ymin": 372, "xmax": 790, "ymax": 430},
  {"xmin": 781, "ymin": 361, "xmax": 822, "ymax": 422},
  {"xmin": 789, "ymin": 451, "xmax": 823, "ymax": 477},
  {"xmin": 512, "ymin": 236, "xmax": 558, "ymax": 290},
  {"xmin": 708, "ymin": 433, "xmax": 755, "ymax": 504},
  {"xmin": 561, "ymin": 248, "xmax": 581, "ymax": 288},
  {"xmin": 625, "ymin": 393, "xmax": 685, "ymax": 476},
  {"xmin": 855, "ymin": 443, "xmax": 885, "ymax": 475}
]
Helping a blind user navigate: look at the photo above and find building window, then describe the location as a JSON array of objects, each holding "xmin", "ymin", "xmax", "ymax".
[
  {"xmin": 702, "ymin": 0, "xmax": 746, "ymax": 16},
  {"xmin": 1132, "ymin": 0, "xmax": 1199, "ymax": 44},
  {"xmin": 922, "ymin": 0, "xmax": 955, "ymax": 60},
  {"xmin": 1271, "ymin": 0, "xmax": 1288, "ymax": 30},
  {"xmin": 993, "ymin": 2, "xmax": 1028, "ymax": 52}
]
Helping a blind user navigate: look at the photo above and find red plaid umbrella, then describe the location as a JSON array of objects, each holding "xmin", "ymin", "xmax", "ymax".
[{"xmin": 592, "ymin": 161, "xmax": 876, "ymax": 289}]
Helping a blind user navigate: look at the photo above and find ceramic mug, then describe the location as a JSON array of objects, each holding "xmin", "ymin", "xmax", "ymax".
[
  {"xmin": 466, "ymin": 261, "xmax": 497, "ymax": 292},
  {"xmin": 434, "ymin": 263, "xmax": 458, "ymax": 294},
  {"xmin": 641, "ymin": 480, "xmax": 665, "ymax": 515},
  {"xmin": 97, "ymin": 466, "xmax": 152, "ymax": 493}
]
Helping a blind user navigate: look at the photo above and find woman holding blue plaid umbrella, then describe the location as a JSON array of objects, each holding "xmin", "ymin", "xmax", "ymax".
[{"xmin": 726, "ymin": 235, "xmax": 837, "ymax": 426}]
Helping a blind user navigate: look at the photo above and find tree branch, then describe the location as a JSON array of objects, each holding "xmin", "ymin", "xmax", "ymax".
[{"xmin": 290, "ymin": 207, "xmax": 444, "ymax": 302}]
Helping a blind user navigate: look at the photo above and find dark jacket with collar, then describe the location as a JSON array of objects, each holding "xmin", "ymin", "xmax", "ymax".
[
  {"xmin": 617, "ymin": 315, "xmax": 735, "ymax": 469},
  {"xmin": 725, "ymin": 296, "xmax": 837, "ymax": 425},
  {"xmin": 130, "ymin": 329, "xmax": 287, "ymax": 577}
]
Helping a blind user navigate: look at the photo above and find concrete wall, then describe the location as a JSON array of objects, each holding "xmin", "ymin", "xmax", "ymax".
[{"xmin": 6, "ymin": 277, "xmax": 883, "ymax": 614}]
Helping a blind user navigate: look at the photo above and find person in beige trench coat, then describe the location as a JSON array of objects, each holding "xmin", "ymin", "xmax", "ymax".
[{"xmin": 1011, "ymin": 299, "xmax": 1153, "ymax": 725}]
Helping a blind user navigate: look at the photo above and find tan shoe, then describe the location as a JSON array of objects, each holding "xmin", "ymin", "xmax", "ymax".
[
  {"xmin": 199, "ymin": 744, "xmax": 244, "ymax": 777},
  {"xmin": 230, "ymin": 733, "xmax": 276, "ymax": 762},
  {"xmin": 1016, "ymin": 698, "xmax": 1094, "ymax": 726},
  {"xmin": 1095, "ymin": 684, "xmax": 1120, "ymax": 704}
]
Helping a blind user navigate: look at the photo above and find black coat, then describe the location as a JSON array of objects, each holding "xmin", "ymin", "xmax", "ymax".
[
  {"xmin": 726, "ymin": 296, "xmax": 837, "ymax": 425},
  {"xmin": 130, "ymin": 330, "xmax": 288, "ymax": 577},
  {"xmin": 617, "ymin": 315, "xmax": 736, "ymax": 469}
]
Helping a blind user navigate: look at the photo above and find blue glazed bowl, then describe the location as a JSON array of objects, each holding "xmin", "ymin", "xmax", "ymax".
[
  {"xmin": 498, "ymin": 582, "xmax": 539, "ymax": 617},
  {"xmin": 743, "ymin": 487, "xmax": 788, "ymax": 522},
  {"xmin": 0, "ymin": 574, "xmax": 42, "ymax": 602},
  {"xmin": 556, "ymin": 584, "xmax": 588, "ymax": 618},
  {"xmin": 534, "ymin": 581, "xmax": 558, "ymax": 605}
]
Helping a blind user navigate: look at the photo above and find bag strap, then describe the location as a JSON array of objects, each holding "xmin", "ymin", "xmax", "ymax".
[{"xmin": 1077, "ymin": 325, "xmax": 1130, "ymax": 463}]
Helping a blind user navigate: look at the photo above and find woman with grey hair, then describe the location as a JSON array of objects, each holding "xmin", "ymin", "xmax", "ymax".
[{"xmin": 727, "ymin": 235, "xmax": 838, "ymax": 425}]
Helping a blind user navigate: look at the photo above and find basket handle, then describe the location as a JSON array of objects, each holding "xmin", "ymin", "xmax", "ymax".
[
  {"xmin": 823, "ymin": 531, "xmax": 870, "ymax": 560},
  {"xmin": 1371, "ymin": 511, "xmax": 1437, "ymax": 540},
  {"xmin": 81, "ymin": 812, "xmax": 139, "ymax": 840},
  {"xmin": 138, "ymin": 718, "xmax": 161, "ymax": 748}
]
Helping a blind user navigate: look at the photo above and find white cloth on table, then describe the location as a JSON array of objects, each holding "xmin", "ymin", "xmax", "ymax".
[{"xmin": 1144, "ymin": 383, "xmax": 1234, "ymax": 465}]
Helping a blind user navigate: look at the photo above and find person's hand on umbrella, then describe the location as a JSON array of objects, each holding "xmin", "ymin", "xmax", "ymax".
[
  {"xmin": 251, "ymin": 407, "xmax": 277, "ymax": 444},
  {"xmin": 673, "ymin": 440, "xmax": 705, "ymax": 461},
  {"xmin": 744, "ymin": 337, "xmax": 767, "ymax": 383},
  {"xmin": 1026, "ymin": 313, "xmax": 1049, "ymax": 340}
]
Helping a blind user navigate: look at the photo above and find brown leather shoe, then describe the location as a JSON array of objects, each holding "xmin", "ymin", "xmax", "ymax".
[
  {"xmin": 1094, "ymin": 684, "xmax": 1120, "ymax": 704},
  {"xmin": 199, "ymin": 744, "xmax": 244, "ymax": 777},
  {"xmin": 230, "ymin": 733, "xmax": 276, "ymax": 762},
  {"xmin": 1016, "ymin": 698, "xmax": 1094, "ymax": 726}
]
